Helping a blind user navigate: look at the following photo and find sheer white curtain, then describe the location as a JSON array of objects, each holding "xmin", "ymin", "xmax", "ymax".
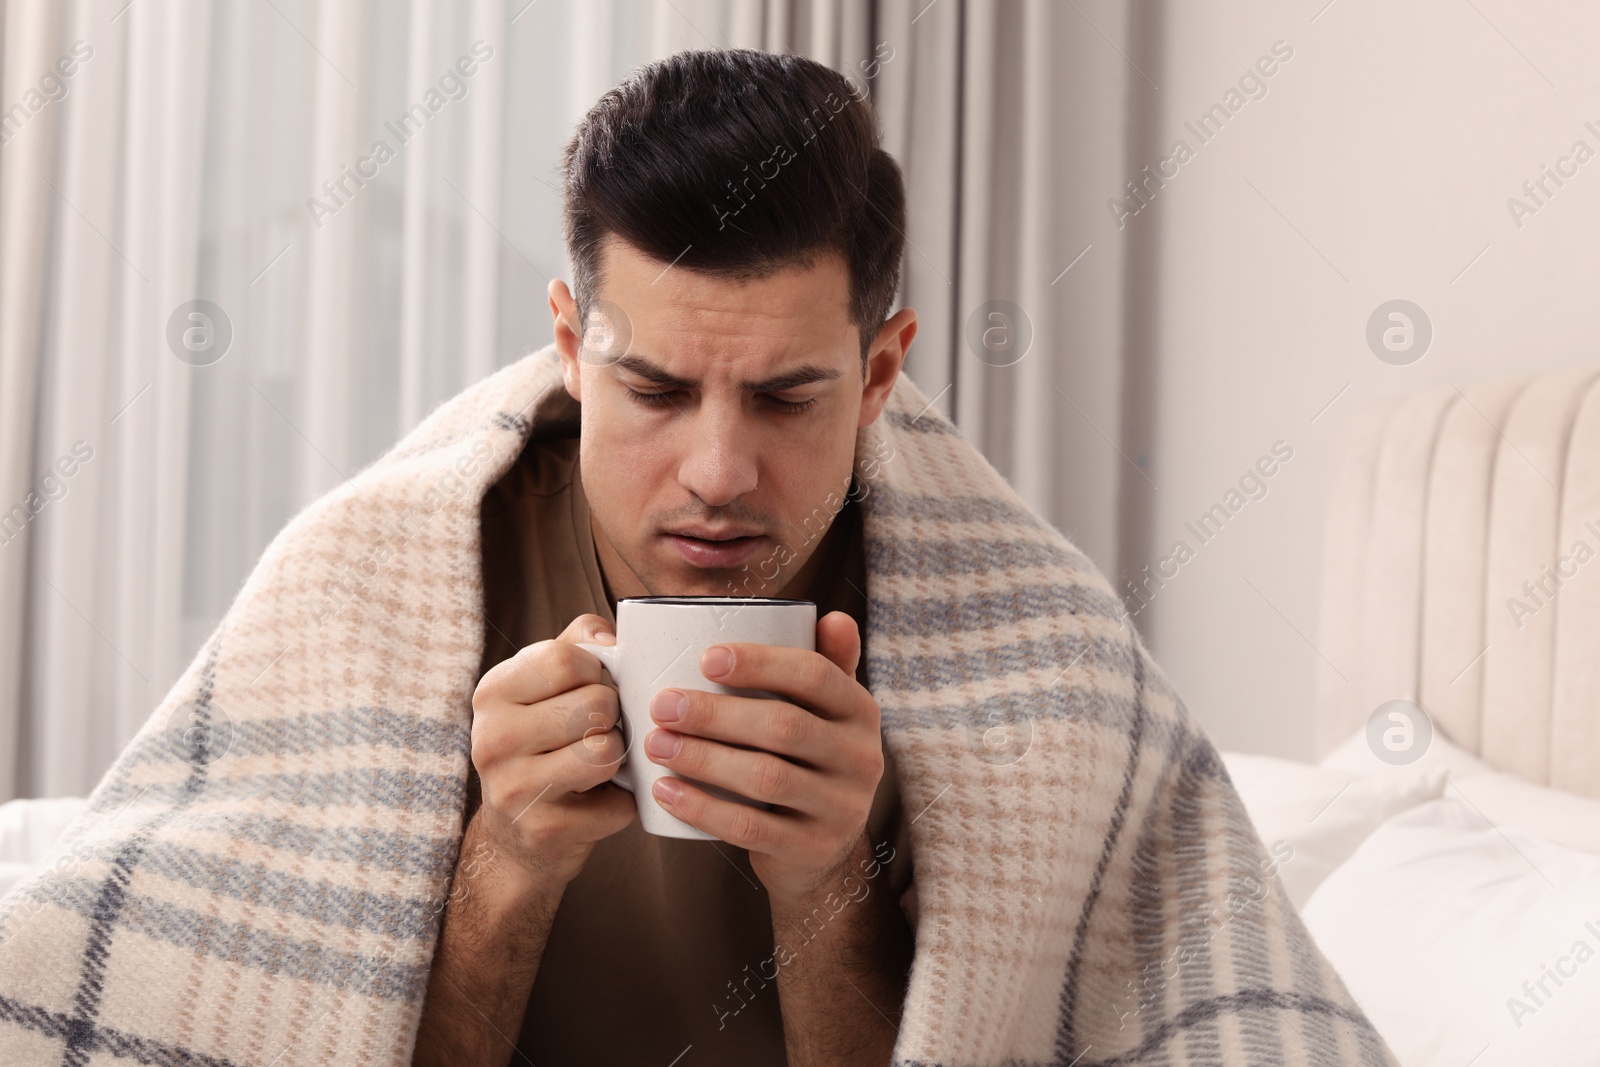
[{"xmin": 0, "ymin": 0, "xmax": 1139, "ymax": 801}]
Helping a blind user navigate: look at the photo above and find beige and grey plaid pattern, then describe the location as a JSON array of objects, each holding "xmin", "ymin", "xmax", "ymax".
[{"xmin": 0, "ymin": 345, "xmax": 1395, "ymax": 1066}]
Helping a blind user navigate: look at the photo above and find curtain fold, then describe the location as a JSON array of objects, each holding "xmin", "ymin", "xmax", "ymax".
[
  {"xmin": 1, "ymin": 0, "xmax": 1139, "ymax": 801},
  {"xmin": 0, "ymin": 0, "xmax": 66, "ymax": 802}
]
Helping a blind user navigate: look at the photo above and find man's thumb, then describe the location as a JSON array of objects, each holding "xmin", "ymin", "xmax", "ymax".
[{"xmin": 560, "ymin": 612, "xmax": 616, "ymax": 646}]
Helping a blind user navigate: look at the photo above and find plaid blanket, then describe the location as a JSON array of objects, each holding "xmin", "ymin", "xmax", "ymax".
[{"xmin": 0, "ymin": 344, "xmax": 1396, "ymax": 1065}]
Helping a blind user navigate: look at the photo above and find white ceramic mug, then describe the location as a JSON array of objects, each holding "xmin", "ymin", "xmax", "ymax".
[{"xmin": 577, "ymin": 596, "xmax": 817, "ymax": 840}]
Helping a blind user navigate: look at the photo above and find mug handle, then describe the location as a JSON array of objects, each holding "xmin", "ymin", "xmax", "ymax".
[{"xmin": 575, "ymin": 641, "xmax": 632, "ymax": 793}]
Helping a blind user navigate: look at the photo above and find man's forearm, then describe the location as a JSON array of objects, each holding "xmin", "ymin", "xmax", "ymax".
[
  {"xmin": 411, "ymin": 814, "xmax": 564, "ymax": 1067},
  {"xmin": 768, "ymin": 833, "xmax": 914, "ymax": 1067}
]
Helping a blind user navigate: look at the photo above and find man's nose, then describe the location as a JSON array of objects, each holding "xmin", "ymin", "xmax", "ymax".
[{"xmin": 677, "ymin": 410, "xmax": 758, "ymax": 507}]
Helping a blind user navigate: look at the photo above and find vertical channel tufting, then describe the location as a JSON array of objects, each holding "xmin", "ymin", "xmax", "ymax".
[
  {"xmin": 1481, "ymin": 370, "xmax": 1600, "ymax": 785},
  {"xmin": 1352, "ymin": 387, "xmax": 1457, "ymax": 735},
  {"xmin": 1550, "ymin": 377, "xmax": 1600, "ymax": 798},
  {"xmin": 1319, "ymin": 369, "xmax": 1600, "ymax": 783},
  {"xmin": 1417, "ymin": 377, "xmax": 1530, "ymax": 755}
]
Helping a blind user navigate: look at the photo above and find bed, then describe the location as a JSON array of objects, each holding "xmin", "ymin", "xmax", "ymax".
[{"xmin": 1228, "ymin": 367, "xmax": 1600, "ymax": 1066}]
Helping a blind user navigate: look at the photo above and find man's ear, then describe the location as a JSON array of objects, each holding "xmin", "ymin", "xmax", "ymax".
[
  {"xmin": 549, "ymin": 279, "xmax": 583, "ymax": 402},
  {"xmin": 858, "ymin": 307, "xmax": 917, "ymax": 429}
]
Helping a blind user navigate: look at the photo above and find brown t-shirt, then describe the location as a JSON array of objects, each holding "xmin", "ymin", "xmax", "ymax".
[{"xmin": 472, "ymin": 435, "xmax": 913, "ymax": 1065}]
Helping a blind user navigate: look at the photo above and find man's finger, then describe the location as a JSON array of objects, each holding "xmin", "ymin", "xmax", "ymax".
[
  {"xmin": 647, "ymin": 688, "xmax": 830, "ymax": 767},
  {"xmin": 478, "ymin": 614, "xmax": 617, "ymax": 708},
  {"xmin": 478, "ymin": 640, "xmax": 601, "ymax": 707},
  {"xmin": 815, "ymin": 611, "xmax": 861, "ymax": 679},
  {"xmin": 698, "ymin": 639, "xmax": 864, "ymax": 721},
  {"xmin": 490, "ymin": 730, "xmax": 628, "ymax": 818}
]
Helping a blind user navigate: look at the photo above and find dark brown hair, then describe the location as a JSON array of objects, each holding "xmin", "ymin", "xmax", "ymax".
[{"xmin": 561, "ymin": 48, "xmax": 906, "ymax": 367}]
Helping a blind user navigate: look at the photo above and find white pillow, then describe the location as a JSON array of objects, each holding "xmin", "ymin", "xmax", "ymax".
[
  {"xmin": 1220, "ymin": 751, "xmax": 1446, "ymax": 910},
  {"xmin": 1301, "ymin": 798, "xmax": 1600, "ymax": 1066},
  {"xmin": 1319, "ymin": 723, "xmax": 1491, "ymax": 779},
  {"xmin": 1320, "ymin": 729, "xmax": 1600, "ymax": 854}
]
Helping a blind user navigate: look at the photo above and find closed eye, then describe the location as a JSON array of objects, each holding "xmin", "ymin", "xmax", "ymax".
[
  {"xmin": 623, "ymin": 387, "xmax": 680, "ymax": 408},
  {"xmin": 623, "ymin": 387, "xmax": 818, "ymax": 414}
]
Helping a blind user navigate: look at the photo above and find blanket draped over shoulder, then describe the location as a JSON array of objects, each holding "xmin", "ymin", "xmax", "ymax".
[{"xmin": 0, "ymin": 344, "xmax": 1396, "ymax": 1066}]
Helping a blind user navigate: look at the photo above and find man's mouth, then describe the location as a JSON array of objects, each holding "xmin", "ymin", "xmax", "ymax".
[{"xmin": 663, "ymin": 530, "xmax": 767, "ymax": 568}]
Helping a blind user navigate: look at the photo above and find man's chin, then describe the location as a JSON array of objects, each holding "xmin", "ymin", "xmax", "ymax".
[
  {"xmin": 644, "ymin": 569, "xmax": 755, "ymax": 598},
  {"xmin": 632, "ymin": 551, "xmax": 781, "ymax": 599}
]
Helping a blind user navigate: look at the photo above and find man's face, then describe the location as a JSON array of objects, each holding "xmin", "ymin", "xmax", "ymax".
[{"xmin": 551, "ymin": 236, "xmax": 914, "ymax": 599}]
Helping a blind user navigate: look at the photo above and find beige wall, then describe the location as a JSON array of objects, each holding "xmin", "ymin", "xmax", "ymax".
[{"xmin": 1135, "ymin": 0, "xmax": 1600, "ymax": 758}]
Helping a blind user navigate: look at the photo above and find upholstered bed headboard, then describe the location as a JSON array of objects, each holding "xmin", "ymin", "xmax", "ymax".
[{"xmin": 1315, "ymin": 368, "xmax": 1600, "ymax": 799}]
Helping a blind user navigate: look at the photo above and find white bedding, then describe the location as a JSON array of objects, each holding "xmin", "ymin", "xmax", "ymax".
[
  {"xmin": 1302, "ymin": 798, "xmax": 1600, "ymax": 1066},
  {"xmin": 1319, "ymin": 729, "xmax": 1600, "ymax": 855},
  {"xmin": 1219, "ymin": 751, "xmax": 1445, "ymax": 909},
  {"xmin": 0, "ymin": 796, "xmax": 91, "ymax": 899},
  {"xmin": 1223, "ymin": 733, "xmax": 1600, "ymax": 1067}
]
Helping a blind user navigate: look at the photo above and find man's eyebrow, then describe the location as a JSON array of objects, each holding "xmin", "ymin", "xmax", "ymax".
[{"xmin": 610, "ymin": 354, "xmax": 844, "ymax": 392}]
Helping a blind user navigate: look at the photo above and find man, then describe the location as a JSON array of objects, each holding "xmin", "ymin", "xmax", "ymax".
[
  {"xmin": 0, "ymin": 46, "xmax": 1397, "ymax": 1067},
  {"xmin": 413, "ymin": 49, "xmax": 920, "ymax": 1066}
]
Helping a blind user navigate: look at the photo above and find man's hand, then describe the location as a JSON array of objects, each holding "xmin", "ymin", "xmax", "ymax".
[
  {"xmin": 641, "ymin": 610, "xmax": 884, "ymax": 904},
  {"xmin": 639, "ymin": 609, "xmax": 913, "ymax": 1066},
  {"xmin": 470, "ymin": 612, "xmax": 639, "ymax": 893},
  {"xmin": 414, "ymin": 614, "xmax": 639, "ymax": 1066}
]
